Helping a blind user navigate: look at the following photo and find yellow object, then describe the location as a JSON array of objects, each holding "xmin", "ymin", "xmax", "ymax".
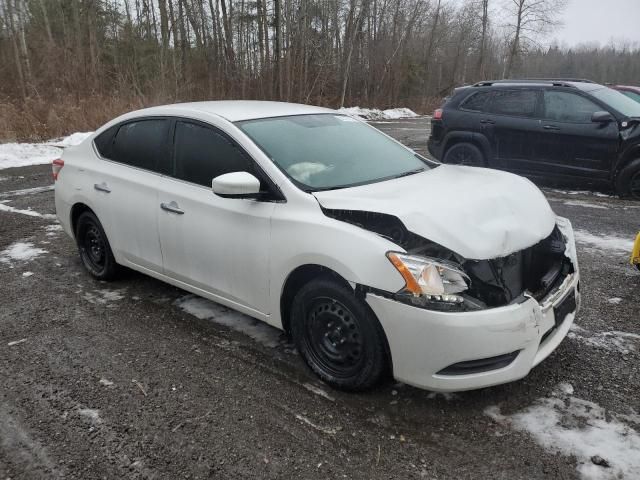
[{"xmin": 632, "ymin": 232, "xmax": 640, "ymax": 268}]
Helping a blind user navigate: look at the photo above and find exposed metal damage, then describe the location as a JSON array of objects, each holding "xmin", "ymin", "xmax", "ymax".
[{"xmin": 324, "ymin": 208, "xmax": 574, "ymax": 311}]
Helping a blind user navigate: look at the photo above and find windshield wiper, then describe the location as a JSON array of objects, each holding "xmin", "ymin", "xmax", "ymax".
[{"xmin": 389, "ymin": 167, "xmax": 425, "ymax": 180}]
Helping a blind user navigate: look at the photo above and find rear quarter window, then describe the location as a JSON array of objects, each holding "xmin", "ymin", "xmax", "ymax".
[{"xmin": 93, "ymin": 125, "xmax": 118, "ymax": 158}]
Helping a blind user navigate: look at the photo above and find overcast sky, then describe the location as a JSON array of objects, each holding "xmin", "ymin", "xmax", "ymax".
[{"xmin": 550, "ymin": 0, "xmax": 640, "ymax": 46}]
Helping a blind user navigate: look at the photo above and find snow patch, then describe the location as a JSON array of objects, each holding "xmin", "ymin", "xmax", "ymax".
[
  {"xmin": 82, "ymin": 289, "xmax": 126, "ymax": 305},
  {"xmin": 573, "ymin": 229, "xmax": 634, "ymax": 253},
  {"xmin": 568, "ymin": 324, "xmax": 640, "ymax": 355},
  {"xmin": 485, "ymin": 384, "xmax": 640, "ymax": 479},
  {"xmin": 7, "ymin": 338, "xmax": 27, "ymax": 347},
  {"xmin": 302, "ymin": 383, "xmax": 335, "ymax": 402},
  {"xmin": 48, "ymin": 132, "xmax": 93, "ymax": 148},
  {"xmin": 0, "ymin": 132, "xmax": 92, "ymax": 170},
  {"xmin": 21, "ymin": 271, "xmax": 33, "ymax": 277},
  {"xmin": 546, "ymin": 189, "xmax": 614, "ymax": 198},
  {"xmin": 607, "ymin": 297, "xmax": 622, "ymax": 305},
  {"xmin": 563, "ymin": 200, "xmax": 609, "ymax": 210},
  {"xmin": 174, "ymin": 295, "xmax": 281, "ymax": 348},
  {"xmin": 338, "ymin": 106, "xmax": 419, "ymax": 120},
  {"xmin": 0, "ymin": 242, "xmax": 47, "ymax": 263},
  {"xmin": 294, "ymin": 414, "xmax": 339, "ymax": 435},
  {"xmin": 77, "ymin": 408, "xmax": 102, "ymax": 424},
  {"xmin": 0, "ymin": 185, "xmax": 54, "ymax": 198},
  {"xmin": 0, "ymin": 201, "xmax": 57, "ymax": 220},
  {"xmin": 99, "ymin": 378, "xmax": 114, "ymax": 387},
  {"xmin": 44, "ymin": 224, "xmax": 63, "ymax": 237}
]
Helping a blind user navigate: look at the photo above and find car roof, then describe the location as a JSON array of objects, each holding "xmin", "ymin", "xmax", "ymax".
[
  {"xmin": 126, "ymin": 100, "xmax": 335, "ymax": 122},
  {"xmin": 612, "ymin": 85, "xmax": 640, "ymax": 93},
  {"xmin": 472, "ymin": 79, "xmax": 604, "ymax": 92}
]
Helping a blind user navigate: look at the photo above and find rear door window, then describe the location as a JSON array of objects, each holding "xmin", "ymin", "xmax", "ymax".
[
  {"xmin": 543, "ymin": 91, "xmax": 602, "ymax": 123},
  {"xmin": 488, "ymin": 90, "xmax": 539, "ymax": 117},
  {"xmin": 173, "ymin": 121, "xmax": 256, "ymax": 188},
  {"xmin": 110, "ymin": 119, "xmax": 171, "ymax": 174},
  {"xmin": 461, "ymin": 91, "xmax": 493, "ymax": 112}
]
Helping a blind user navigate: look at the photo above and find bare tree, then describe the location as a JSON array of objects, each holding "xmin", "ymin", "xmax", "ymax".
[
  {"xmin": 503, "ymin": 0, "xmax": 567, "ymax": 78},
  {"xmin": 0, "ymin": 0, "xmax": 636, "ymax": 141}
]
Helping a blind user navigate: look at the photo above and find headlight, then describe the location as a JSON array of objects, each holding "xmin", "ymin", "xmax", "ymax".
[{"xmin": 387, "ymin": 252, "xmax": 470, "ymax": 303}]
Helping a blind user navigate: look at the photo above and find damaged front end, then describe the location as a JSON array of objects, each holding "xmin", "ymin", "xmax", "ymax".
[{"xmin": 323, "ymin": 208, "xmax": 575, "ymax": 312}]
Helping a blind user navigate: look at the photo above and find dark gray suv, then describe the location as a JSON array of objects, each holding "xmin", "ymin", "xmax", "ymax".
[{"xmin": 427, "ymin": 79, "xmax": 640, "ymax": 198}]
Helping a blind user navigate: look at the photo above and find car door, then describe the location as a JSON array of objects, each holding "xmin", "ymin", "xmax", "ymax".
[
  {"xmin": 536, "ymin": 89, "xmax": 619, "ymax": 179},
  {"xmin": 90, "ymin": 118, "xmax": 171, "ymax": 272},
  {"xmin": 482, "ymin": 88, "xmax": 542, "ymax": 172},
  {"xmin": 156, "ymin": 119, "xmax": 276, "ymax": 316}
]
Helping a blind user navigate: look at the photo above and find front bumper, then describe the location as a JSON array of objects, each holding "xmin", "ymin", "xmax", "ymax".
[{"xmin": 367, "ymin": 217, "xmax": 580, "ymax": 392}]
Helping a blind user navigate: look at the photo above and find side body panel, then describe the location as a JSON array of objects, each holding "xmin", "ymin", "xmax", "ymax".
[{"xmin": 155, "ymin": 175, "xmax": 275, "ymax": 316}]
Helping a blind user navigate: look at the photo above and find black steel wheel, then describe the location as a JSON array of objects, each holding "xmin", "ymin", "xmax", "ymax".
[
  {"xmin": 291, "ymin": 277, "xmax": 388, "ymax": 391},
  {"xmin": 75, "ymin": 211, "xmax": 119, "ymax": 280},
  {"xmin": 442, "ymin": 142, "xmax": 485, "ymax": 167}
]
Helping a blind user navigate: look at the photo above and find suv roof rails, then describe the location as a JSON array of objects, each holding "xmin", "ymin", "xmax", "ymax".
[{"xmin": 473, "ymin": 78, "xmax": 596, "ymax": 88}]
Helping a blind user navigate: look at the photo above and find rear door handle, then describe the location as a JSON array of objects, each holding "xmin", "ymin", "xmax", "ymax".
[
  {"xmin": 94, "ymin": 183, "xmax": 111, "ymax": 193},
  {"xmin": 543, "ymin": 125, "xmax": 561, "ymax": 131},
  {"xmin": 160, "ymin": 201, "xmax": 184, "ymax": 215},
  {"xmin": 480, "ymin": 119, "xmax": 495, "ymax": 125}
]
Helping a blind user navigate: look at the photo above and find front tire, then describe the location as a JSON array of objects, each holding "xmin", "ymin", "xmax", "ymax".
[
  {"xmin": 443, "ymin": 142, "xmax": 485, "ymax": 167},
  {"xmin": 615, "ymin": 158, "xmax": 640, "ymax": 199},
  {"xmin": 290, "ymin": 277, "xmax": 388, "ymax": 391},
  {"xmin": 75, "ymin": 211, "xmax": 119, "ymax": 281}
]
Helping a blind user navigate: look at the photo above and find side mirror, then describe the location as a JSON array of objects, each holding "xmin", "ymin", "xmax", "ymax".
[
  {"xmin": 591, "ymin": 111, "xmax": 614, "ymax": 123},
  {"xmin": 212, "ymin": 171, "xmax": 261, "ymax": 199}
]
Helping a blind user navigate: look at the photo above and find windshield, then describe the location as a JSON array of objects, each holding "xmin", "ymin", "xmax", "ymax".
[
  {"xmin": 621, "ymin": 90, "xmax": 640, "ymax": 104},
  {"xmin": 590, "ymin": 87, "xmax": 640, "ymax": 117},
  {"xmin": 237, "ymin": 114, "xmax": 429, "ymax": 191}
]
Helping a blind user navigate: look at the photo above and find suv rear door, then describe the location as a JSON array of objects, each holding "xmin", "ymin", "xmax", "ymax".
[
  {"xmin": 537, "ymin": 89, "xmax": 619, "ymax": 179},
  {"xmin": 482, "ymin": 88, "xmax": 542, "ymax": 172}
]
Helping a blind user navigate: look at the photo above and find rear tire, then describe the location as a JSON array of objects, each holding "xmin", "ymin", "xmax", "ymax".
[
  {"xmin": 290, "ymin": 277, "xmax": 388, "ymax": 391},
  {"xmin": 615, "ymin": 158, "xmax": 640, "ymax": 199},
  {"xmin": 75, "ymin": 211, "xmax": 119, "ymax": 281},
  {"xmin": 443, "ymin": 142, "xmax": 485, "ymax": 167}
]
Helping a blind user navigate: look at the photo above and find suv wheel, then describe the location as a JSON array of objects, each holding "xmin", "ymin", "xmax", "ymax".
[
  {"xmin": 290, "ymin": 277, "xmax": 388, "ymax": 391},
  {"xmin": 443, "ymin": 142, "xmax": 485, "ymax": 167},
  {"xmin": 75, "ymin": 211, "xmax": 120, "ymax": 280},
  {"xmin": 615, "ymin": 158, "xmax": 640, "ymax": 199}
]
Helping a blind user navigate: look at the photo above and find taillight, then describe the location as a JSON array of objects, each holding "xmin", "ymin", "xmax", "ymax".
[
  {"xmin": 52, "ymin": 159, "xmax": 64, "ymax": 181},
  {"xmin": 433, "ymin": 109, "xmax": 443, "ymax": 120}
]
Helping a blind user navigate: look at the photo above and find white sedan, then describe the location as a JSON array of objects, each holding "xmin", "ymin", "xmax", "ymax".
[{"xmin": 53, "ymin": 101, "xmax": 580, "ymax": 392}]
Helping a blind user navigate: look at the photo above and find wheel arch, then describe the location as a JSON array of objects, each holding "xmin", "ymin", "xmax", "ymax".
[
  {"xmin": 70, "ymin": 202, "xmax": 97, "ymax": 239},
  {"xmin": 614, "ymin": 143, "xmax": 640, "ymax": 178},
  {"xmin": 279, "ymin": 264, "xmax": 352, "ymax": 336},
  {"xmin": 278, "ymin": 263, "xmax": 394, "ymax": 375},
  {"xmin": 442, "ymin": 132, "xmax": 491, "ymax": 166}
]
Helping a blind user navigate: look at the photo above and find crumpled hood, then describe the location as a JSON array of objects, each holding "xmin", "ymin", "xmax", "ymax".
[{"xmin": 313, "ymin": 165, "xmax": 556, "ymax": 260}]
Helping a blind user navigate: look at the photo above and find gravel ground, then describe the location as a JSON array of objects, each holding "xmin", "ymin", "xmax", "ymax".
[{"xmin": 1, "ymin": 118, "xmax": 639, "ymax": 479}]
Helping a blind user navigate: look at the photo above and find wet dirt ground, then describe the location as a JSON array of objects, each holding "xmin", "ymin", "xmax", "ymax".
[{"xmin": 1, "ymin": 117, "xmax": 639, "ymax": 479}]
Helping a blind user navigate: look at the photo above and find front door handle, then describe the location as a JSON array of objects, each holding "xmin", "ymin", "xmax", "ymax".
[
  {"xmin": 94, "ymin": 183, "xmax": 111, "ymax": 193},
  {"xmin": 160, "ymin": 201, "xmax": 185, "ymax": 215},
  {"xmin": 480, "ymin": 119, "xmax": 495, "ymax": 125},
  {"xmin": 543, "ymin": 125, "xmax": 561, "ymax": 131}
]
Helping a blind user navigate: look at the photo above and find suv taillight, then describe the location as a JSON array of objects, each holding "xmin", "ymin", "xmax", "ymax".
[
  {"xmin": 433, "ymin": 109, "xmax": 443, "ymax": 120},
  {"xmin": 52, "ymin": 159, "xmax": 64, "ymax": 181}
]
